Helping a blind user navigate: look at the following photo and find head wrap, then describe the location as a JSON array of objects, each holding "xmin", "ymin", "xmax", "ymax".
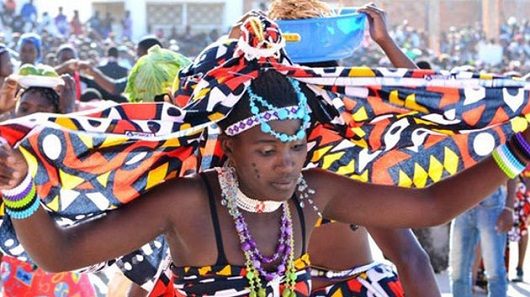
[
  {"xmin": 0, "ymin": 14, "xmax": 530, "ymax": 287},
  {"xmin": 17, "ymin": 32, "xmax": 42, "ymax": 63}
]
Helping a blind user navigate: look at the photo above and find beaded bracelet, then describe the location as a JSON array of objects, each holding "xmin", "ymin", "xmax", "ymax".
[
  {"xmin": 2, "ymin": 170, "xmax": 33, "ymax": 198},
  {"xmin": 503, "ymin": 206, "xmax": 514, "ymax": 212},
  {"xmin": 492, "ymin": 143, "xmax": 526, "ymax": 179},
  {"xmin": 513, "ymin": 132, "xmax": 530, "ymax": 160},
  {"xmin": 2, "ymin": 171, "xmax": 40, "ymax": 220}
]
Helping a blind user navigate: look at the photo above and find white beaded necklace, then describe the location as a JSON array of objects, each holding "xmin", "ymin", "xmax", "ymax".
[{"xmin": 236, "ymin": 187, "xmax": 283, "ymax": 213}]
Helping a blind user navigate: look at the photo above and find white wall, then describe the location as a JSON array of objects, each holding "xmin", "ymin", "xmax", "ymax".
[{"xmin": 124, "ymin": 0, "xmax": 244, "ymax": 40}]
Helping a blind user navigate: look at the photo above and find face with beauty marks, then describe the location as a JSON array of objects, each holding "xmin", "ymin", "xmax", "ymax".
[{"xmin": 221, "ymin": 119, "xmax": 307, "ymax": 202}]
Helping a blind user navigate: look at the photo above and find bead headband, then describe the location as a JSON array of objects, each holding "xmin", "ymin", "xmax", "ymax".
[{"xmin": 224, "ymin": 76, "xmax": 311, "ymax": 142}]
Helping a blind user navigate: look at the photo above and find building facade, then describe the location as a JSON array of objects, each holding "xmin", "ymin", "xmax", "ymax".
[{"xmin": 88, "ymin": 0, "xmax": 243, "ymax": 40}]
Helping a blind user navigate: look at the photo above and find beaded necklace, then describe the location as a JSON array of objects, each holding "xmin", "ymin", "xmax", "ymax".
[
  {"xmin": 236, "ymin": 187, "xmax": 283, "ymax": 213},
  {"xmin": 217, "ymin": 167, "xmax": 298, "ymax": 297}
]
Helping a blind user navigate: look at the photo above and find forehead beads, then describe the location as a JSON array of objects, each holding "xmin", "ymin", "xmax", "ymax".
[{"xmin": 224, "ymin": 76, "xmax": 310, "ymax": 143}]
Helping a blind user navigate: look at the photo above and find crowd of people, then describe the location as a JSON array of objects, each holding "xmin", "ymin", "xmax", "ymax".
[
  {"xmin": 0, "ymin": 1, "xmax": 528, "ymax": 297},
  {"xmin": 0, "ymin": 1, "xmax": 529, "ymax": 77}
]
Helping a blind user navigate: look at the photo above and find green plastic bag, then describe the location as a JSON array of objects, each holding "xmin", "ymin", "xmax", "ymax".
[{"xmin": 125, "ymin": 45, "xmax": 192, "ymax": 102}]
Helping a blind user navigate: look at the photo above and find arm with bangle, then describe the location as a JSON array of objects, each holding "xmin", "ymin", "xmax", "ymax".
[{"xmin": 2, "ymin": 107, "xmax": 530, "ymax": 273}]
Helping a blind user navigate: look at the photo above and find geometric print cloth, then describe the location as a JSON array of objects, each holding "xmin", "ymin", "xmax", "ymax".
[
  {"xmin": 0, "ymin": 13, "xmax": 529, "ymax": 292},
  {"xmin": 310, "ymin": 263, "xmax": 404, "ymax": 297}
]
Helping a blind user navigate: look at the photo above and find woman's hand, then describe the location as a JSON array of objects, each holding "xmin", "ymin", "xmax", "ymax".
[
  {"xmin": 357, "ymin": 3, "xmax": 391, "ymax": 45},
  {"xmin": 56, "ymin": 74, "xmax": 76, "ymax": 114},
  {"xmin": 0, "ymin": 76, "xmax": 19, "ymax": 115},
  {"xmin": 496, "ymin": 207, "xmax": 514, "ymax": 233},
  {"xmin": 0, "ymin": 142, "xmax": 28, "ymax": 190}
]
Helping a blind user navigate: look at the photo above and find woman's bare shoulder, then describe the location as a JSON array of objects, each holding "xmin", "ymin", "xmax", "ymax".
[
  {"xmin": 160, "ymin": 169, "xmax": 218, "ymax": 202},
  {"xmin": 302, "ymin": 167, "xmax": 363, "ymax": 195},
  {"xmin": 303, "ymin": 167, "xmax": 344, "ymax": 183}
]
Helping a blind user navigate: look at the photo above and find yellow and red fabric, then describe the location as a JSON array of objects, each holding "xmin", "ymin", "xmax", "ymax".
[
  {"xmin": 1, "ymin": 255, "xmax": 96, "ymax": 297},
  {"xmin": 0, "ymin": 13, "xmax": 530, "ymax": 294}
]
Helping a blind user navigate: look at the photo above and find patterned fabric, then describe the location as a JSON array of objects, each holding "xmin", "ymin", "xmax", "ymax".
[
  {"xmin": 151, "ymin": 254, "xmax": 311, "ymax": 297},
  {"xmin": 0, "ymin": 13, "xmax": 529, "ymax": 295},
  {"xmin": 310, "ymin": 263, "xmax": 404, "ymax": 297},
  {"xmin": 1, "ymin": 255, "xmax": 96, "ymax": 297},
  {"xmin": 509, "ymin": 176, "xmax": 530, "ymax": 242}
]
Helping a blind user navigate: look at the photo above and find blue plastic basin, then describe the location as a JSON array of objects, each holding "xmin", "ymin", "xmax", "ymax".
[{"xmin": 276, "ymin": 8, "xmax": 367, "ymax": 63}]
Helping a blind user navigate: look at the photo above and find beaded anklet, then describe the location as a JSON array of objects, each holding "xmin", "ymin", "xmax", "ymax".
[{"xmin": 2, "ymin": 171, "xmax": 40, "ymax": 219}]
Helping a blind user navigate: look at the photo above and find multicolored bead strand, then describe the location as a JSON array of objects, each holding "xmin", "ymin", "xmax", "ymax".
[
  {"xmin": 217, "ymin": 166, "xmax": 296, "ymax": 296},
  {"xmin": 2, "ymin": 171, "xmax": 40, "ymax": 220},
  {"xmin": 282, "ymin": 207, "xmax": 297, "ymax": 297}
]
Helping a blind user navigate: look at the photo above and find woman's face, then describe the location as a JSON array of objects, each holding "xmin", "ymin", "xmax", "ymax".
[
  {"xmin": 20, "ymin": 42, "xmax": 38, "ymax": 65},
  {"xmin": 222, "ymin": 119, "xmax": 307, "ymax": 202},
  {"xmin": 15, "ymin": 91, "xmax": 56, "ymax": 117}
]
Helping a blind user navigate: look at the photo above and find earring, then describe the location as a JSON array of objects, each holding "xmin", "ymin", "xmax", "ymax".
[{"xmin": 297, "ymin": 174, "xmax": 320, "ymax": 217}]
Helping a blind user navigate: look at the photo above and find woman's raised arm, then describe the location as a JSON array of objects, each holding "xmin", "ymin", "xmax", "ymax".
[{"xmin": 0, "ymin": 142, "xmax": 187, "ymax": 272}]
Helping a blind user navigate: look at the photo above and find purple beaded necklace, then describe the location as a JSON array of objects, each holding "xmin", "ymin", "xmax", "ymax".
[{"xmin": 217, "ymin": 166, "xmax": 298, "ymax": 296}]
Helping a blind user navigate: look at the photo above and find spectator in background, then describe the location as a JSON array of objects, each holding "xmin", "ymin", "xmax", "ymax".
[
  {"xmin": 54, "ymin": 44, "xmax": 82, "ymax": 99},
  {"xmin": 0, "ymin": 43, "xmax": 14, "ymax": 122},
  {"xmin": 135, "ymin": 36, "xmax": 162, "ymax": 58},
  {"xmin": 0, "ymin": 44, "xmax": 13, "ymax": 87},
  {"xmin": 509, "ymin": 169, "xmax": 530, "ymax": 283},
  {"xmin": 449, "ymin": 179, "xmax": 516, "ymax": 297},
  {"xmin": 77, "ymin": 36, "xmax": 163, "ymax": 100},
  {"xmin": 11, "ymin": 14, "xmax": 25, "ymax": 34},
  {"xmin": 54, "ymin": 6, "xmax": 69, "ymax": 37},
  {"xmin": 98, "ymin": 46, "xmax": 128, "ymax": 79},
  {"xmin": 415, "ymin": 59, "xmax": 433, "ymax": 70},
  {"xmin": 17, "ymin": 32, "xmax": 41, "ymax": 65},
  {"xmin": 70, "ymin": 10, "xmax": 83, "ymax": 37},
  {"xmin": 37, "ymin": 12, "xmax": 55, "ymax": 35},
  {"xmin": 87, "ymin": 45, "xmax": 129, "ymax": 103},
  {"xmin": 87, "ymin": 11, "xmax": 102, "ymax": 37},
  {"xmin": 102, "ymin": 12, "xmax": 113, "ymax": 38},
  {"xmin": 122, "ymin": 10, "xmax": 132, "ymax": 41},
  {"xmin": 20, "ymin": 0, "xmax": 37, "ymax": 30},
  {"xmin": 509, "ymin": 61, "xmax": 530, "ymax": 280},
  {"xmin": 3, "ymin": 0, "xmax": 16, "ymax": 18},
  {"xmin": 44, "ymin": 52, "xmax": 56, "ymax": 66},
  {"xmin": 80, "ymin": 87, "xmax": 102, "ymax": 103}
]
